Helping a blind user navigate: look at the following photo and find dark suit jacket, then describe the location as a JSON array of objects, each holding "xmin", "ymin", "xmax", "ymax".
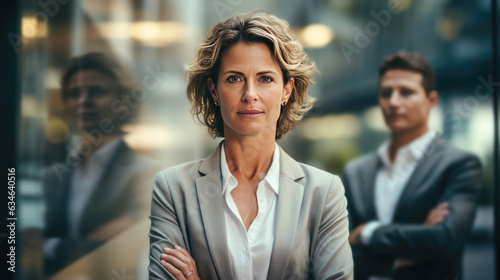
[
  {"xmin": 342, "ymin": 137, "xmax": 481, "ymax": 280},
  {"xmin": 43, "ymin": 139, "xmax": 160, "ymax": 277},
  {"xmin": 149, "ymin": 142, "xmax": 354, "ymax": 279}
]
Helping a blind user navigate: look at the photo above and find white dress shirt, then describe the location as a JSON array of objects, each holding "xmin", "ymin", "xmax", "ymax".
[
  {"xmin": 361, "ymin": 130, "xmax": 437, "ymax": 280},
  {"xmin": 220, "ymin": 142, "xmax": 280, "ymax": 280},
  {"xmin": 361, "ymin": 130, "xmax": 437, "ymax": 245},
  {"xmin": 43, "ymin": 137, "xmax": 122, "ymax": 259}
]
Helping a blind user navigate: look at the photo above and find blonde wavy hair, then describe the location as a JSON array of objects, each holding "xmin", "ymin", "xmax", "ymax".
[{"xmin": 186, "ymin": 11, "xmax": 316, "ymax": 139}]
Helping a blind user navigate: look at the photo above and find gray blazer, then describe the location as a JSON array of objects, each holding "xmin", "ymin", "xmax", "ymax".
[
  {"xmin": 149, "ymin": 142, "xmax": 353, "ymax": 279},
  {"xmin": 343, "ymin": 137, "xmax": 481, "ymax": 280}
]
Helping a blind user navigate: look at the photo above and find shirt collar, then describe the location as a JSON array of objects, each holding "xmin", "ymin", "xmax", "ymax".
[
  {"xmin": 90, "ymin": 137, "xmax": 123, "ymax": 164},
  {"xmin": 378, "ymin": 130, "xmax": 438, "ymax": 168},
  {"xmin": 220, "ymin": 142, "xmax": 280, "ymax": 196},
  {"xmin": 69, "ymin": 137, "xmax": 123, "ymax": 169},
  {"xmin": 377, "ymin": 141, "xmax": 392, "ymax": 168},
  {"xmin": 406, "ymin": 129, "xmax": 438, "ymax": 160}
]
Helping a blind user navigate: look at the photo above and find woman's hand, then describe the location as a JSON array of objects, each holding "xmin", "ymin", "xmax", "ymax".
[{"xmin": 160, "ymin": 245, "xmax": 200, "ymax": 280}]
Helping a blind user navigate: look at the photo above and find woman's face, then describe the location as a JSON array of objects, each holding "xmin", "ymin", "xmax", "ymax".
[
  {"xmin": 64, "ymin": 70, "xmax": 124, "ymax": 132},
  {"xmin": 208, "ymin": 42, "xmax": 294, "ymax": 139}
]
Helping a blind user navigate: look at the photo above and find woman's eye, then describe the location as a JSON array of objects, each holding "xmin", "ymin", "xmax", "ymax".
[
  {"xmin": 227, "ymin": 76, "xmax": 242, "ymax": 83},
  {"xmin": 88, "ymin": 87, "xmax": 108, "ymax": 97},
  {"xmin": 66, "ymin": 88, "xmax": 81, "ymax": 99},
  {"xmin": 259, "ymin": 76, "xmax": 274, "ymax": 83}
]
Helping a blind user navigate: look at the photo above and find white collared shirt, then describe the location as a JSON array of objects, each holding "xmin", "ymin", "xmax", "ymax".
[
  {"xmin": 220, "ymin": 142, "xmax": 280, "ymax": 280},
  {"xmin": 361, "ymin": 130, "xmax": 438, "ymax": 245}
]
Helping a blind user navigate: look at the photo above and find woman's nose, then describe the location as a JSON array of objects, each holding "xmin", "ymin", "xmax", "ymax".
[
  {"xmin": 242, "ymin": 81, "xmax": 258, "ymax": 103},
  {"xmin": 77, "ymin": 90, "xmax": 93, "ymax": 105}
]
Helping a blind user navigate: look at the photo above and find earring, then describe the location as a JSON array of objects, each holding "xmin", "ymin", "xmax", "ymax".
[
  {"xmin": 214, "ymin": 101, "xmax": 219, "ymax": 106},
  {"xmin": 282, "ymin": 101, "xmax": 287, "ymax": 106}
]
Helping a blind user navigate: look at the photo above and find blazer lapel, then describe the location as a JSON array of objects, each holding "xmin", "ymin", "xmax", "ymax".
[
  {"xmin": 80, "ymin": 139, "xmax": 129, "ymax": 236},
  {"xmin": 361, "ymin": 154, "xmax": 380, "ymax": 221},
  {"xmin": 267, "ymin": 147, "xmax": 305, "ymax": 280},
  {"xmin": 46, "ymin": 167, "xmax": 73, "ymax": 237},
  {"xmin": 60, "ymin": 171, "xmax": 73, "ymax": 236},
  {"xmin": 195, "ymin": 143, "xmax": 235, "ymax": 280},
  {"xmin": 392, "ymin": 137, "xmax": 444, "ymax": 222}
]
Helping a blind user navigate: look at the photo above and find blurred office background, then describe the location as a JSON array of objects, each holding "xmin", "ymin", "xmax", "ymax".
[{"xmin": 11, "ymin": 0, "xmax": 495, "ymax": 279}]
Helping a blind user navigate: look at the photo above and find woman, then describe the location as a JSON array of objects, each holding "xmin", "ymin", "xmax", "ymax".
[
  {"xmin": 42, "ymin": 52, "xmax": 160, "ymax": 278},
  {"xmin": 149, "ymin": 11, "xmax": 353, "ymax": 280}
]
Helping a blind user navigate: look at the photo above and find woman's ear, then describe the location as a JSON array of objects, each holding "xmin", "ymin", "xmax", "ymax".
[
  {"xmin": 282, "ymin": 77, "xmax": 294, "ymax": 103},
  {"xmin": 207, "ymin": 78, "xmax": 218, "ymax": 102}
]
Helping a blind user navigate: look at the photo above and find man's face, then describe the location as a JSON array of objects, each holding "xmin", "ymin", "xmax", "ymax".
[{"xmin": 379, "ymin": 69, "xmax": 437, "ymax": 134}]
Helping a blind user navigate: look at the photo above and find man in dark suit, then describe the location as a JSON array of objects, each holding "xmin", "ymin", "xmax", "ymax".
[{"xmin": 343, "ymin": 51, "xmax": 481, "ymax": 280}]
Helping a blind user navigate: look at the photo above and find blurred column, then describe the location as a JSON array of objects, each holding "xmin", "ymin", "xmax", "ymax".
[
  {"xmin": 492, "ymin": 0, "xmax": 500, "ymax": 279},
  {"xmin": 70, "ymin": 0, "xmax": 84, "ymax": 56},
  {"xmin": 107, "ymin": 0, "xmax": 133, "ymax": 66},
  {"xmin": 139, "ymin": 0, "xmax": 160, "ymax": 65}
]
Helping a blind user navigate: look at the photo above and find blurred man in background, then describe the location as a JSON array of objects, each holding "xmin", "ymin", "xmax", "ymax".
[{"xmin": 343, "ymin": 51, "xmax": 481, "ymax": 280}]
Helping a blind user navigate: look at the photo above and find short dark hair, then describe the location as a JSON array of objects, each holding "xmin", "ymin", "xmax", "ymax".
[{"xmin": 379, "ymin": 51, "xmax": 435, "ymax": 94}]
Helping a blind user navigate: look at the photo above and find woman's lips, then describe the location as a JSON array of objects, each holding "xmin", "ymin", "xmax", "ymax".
[
  {"xmin": 237, "ymin": 110, "xmax": 263, "ymax": 118},
  {"xmin": 77, "ymin": 112, "xmax": 98, "ymax": 120}
]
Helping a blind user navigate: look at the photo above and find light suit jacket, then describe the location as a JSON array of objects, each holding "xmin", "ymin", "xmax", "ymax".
[
  {"xmin": 343, "ymin": 137, "xmax": 481, "ymax": 280},
  {"xmin": 149, "ymin": 142, "xmax": 353, "ymax": 279}
]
